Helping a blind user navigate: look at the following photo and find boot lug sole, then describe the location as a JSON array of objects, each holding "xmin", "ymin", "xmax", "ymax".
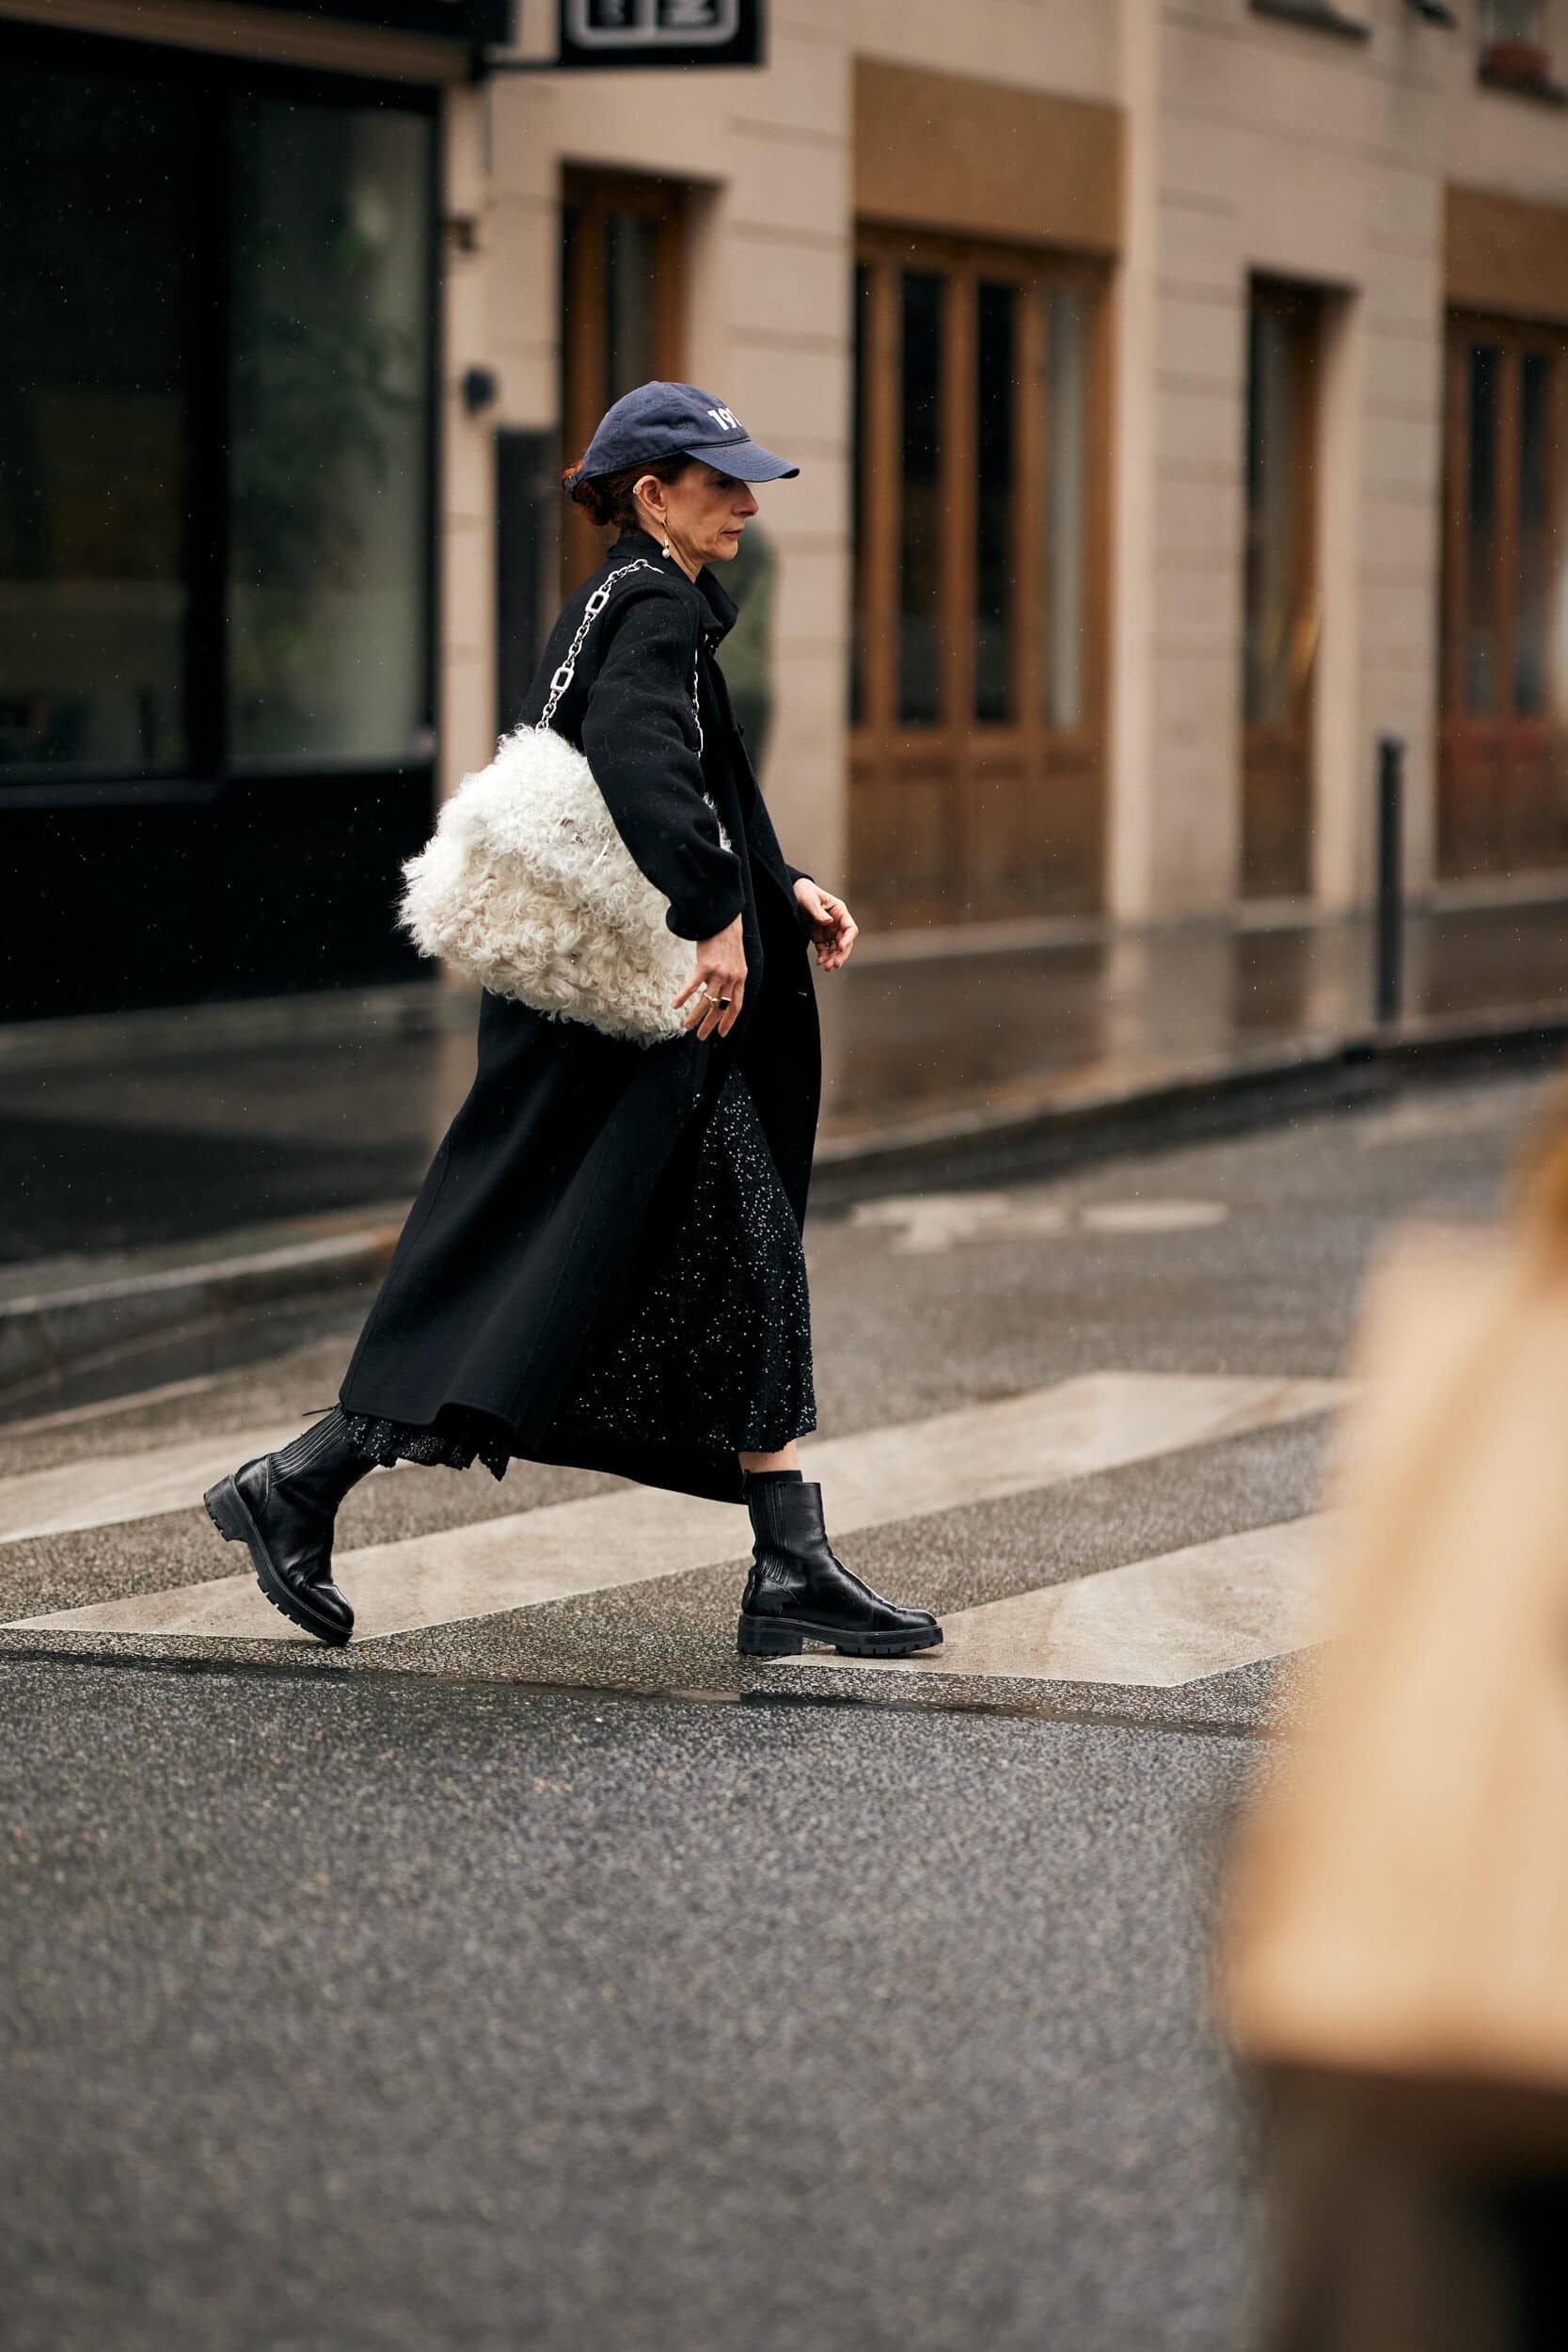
[
  {"xmin": 203, "ymin": 1476, "xmax": 353, "ymax": 1649},
  {"xmin": 737, "ymin": 1614, "xmax": 942, "ymax": 1661}
]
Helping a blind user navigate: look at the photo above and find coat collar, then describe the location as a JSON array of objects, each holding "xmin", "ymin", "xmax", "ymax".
[{"xmin": 614, "ymin": 527, "xmax": 738, "ymax": 646}]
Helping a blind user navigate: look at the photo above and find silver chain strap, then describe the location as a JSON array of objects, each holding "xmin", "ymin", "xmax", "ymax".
[
  {"xmin": 536, "ymin": 559, "xmax": 696, "ymax": 736},
  {"xmin": 532, "ymin": 556, "xmax": 725, "ymax": 846}
]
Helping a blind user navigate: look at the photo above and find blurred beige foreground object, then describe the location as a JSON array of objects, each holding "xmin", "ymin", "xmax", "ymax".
[{"xmin": 1225, "ymin": 1092, "xmax": 1568, "ymax": 2346}]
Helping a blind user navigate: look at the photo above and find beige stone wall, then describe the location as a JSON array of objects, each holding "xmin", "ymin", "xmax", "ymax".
[
  {"xmin": 1110, "ymin": 0, "xmax": 1449, "ymax": 916},
  {"xmin": 1114, "ymin": 0, "xmax": 1568, "ymax": 920},
  {"xmin": 458, "ymin": 0, "xmax": 1568, "ymax": 922},
  {"xmin": 476, "ymin": 0, "xmax": 1121, "ymax": 896},
  {"xmin": 483, "ymin": 9, "xmax": 853, "ymax": 882}
]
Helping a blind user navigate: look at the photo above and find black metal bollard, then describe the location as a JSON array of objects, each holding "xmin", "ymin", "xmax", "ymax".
[{"xmin": 1375, "ymin": 736, "xmax": 1404, "ymax": 1029}]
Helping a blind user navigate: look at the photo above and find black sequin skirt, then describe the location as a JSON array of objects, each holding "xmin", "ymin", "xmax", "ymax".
[{"xmin": 341, "ymin": 1061, "xmax": 816, "ymax": 1481}]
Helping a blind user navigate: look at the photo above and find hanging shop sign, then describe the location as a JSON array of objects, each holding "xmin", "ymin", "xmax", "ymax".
[
  {"xmin": 557, "ymin": 0, "xmax": 765, "ymax": 70},
  {"xmin": 245, "ymin": 0, "xmax": 515, "ymax": 42}
]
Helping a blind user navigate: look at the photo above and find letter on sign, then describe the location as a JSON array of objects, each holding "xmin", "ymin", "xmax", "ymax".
[{"xmin": 566, "ymin": 0, "xmax": 741, "ymax": 43}]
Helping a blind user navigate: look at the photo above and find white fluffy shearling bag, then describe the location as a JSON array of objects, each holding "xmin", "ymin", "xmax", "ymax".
[{"xmin": 399, "ymin": 723, "xmax": 693, "ymax": 1046}]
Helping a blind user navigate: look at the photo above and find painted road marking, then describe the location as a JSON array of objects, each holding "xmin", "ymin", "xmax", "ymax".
[
  {"xmin": 1078, "ymin": 1200, "xmax": 1229, "ymax": 1236},
  {"xmin": 850, "ymin": 1192, "xmax": 1228, "ymax": 1253},
  {"xmin": 849, "ymin": 1194, "xmax": 1057, "ymax": 1253},
  {"xmin": 0, "ymin": 1423, "xmax": 305, "ymax": 1547},
  {"xmin": 794, "ymin": 1514, "xmax": 1336, "ymax": 1690},
  {"xmin": 1357, "ymin": 1081, "xmax": 1539, "ymax": 1151},
  {"xmin": 8, "ymin": 1372, "xmax": 1341, "ymax": 1645}
]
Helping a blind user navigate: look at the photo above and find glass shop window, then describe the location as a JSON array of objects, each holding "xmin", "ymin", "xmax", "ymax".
[
  {"xmin": 228, "ymin": 96, "xmax": 435, "ymax": 770},
  {"xmin": 1445, "ymin": 321, "xmax": 1568, "ymax": 726},
  {"xmin": 0, "ymin": 45, "xmax": 436, "ymax": 792},
  {"xmin": 850, "ymin": 234, "xmax": 1098, "ymax": 739},
  {"xmin": 847, "ymin": 227, "xmax": 1108, "ymax": 926},
  {"xmin": 1439, "ymin": 311, "xmax": 1568, "ymax": 878},
  {"xmin": 0, "ymin": 59, "xmax": 198, "ymax": 779}
]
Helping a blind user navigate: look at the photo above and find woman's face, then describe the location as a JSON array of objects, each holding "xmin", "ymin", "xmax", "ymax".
[{"xmin": 640, "ymin": 462, "xmax": 759, "ymax": 564}]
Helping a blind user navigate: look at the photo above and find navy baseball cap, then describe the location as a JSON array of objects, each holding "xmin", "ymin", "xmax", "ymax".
[{"xmin": 563, "ymin": 380, "xmax": 800, "ymax": 496}]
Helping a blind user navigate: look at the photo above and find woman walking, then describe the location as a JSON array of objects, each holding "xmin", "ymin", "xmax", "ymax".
[{"xmin": 204, "ymin": 382, "xmax": 942, "ymax": 1662}]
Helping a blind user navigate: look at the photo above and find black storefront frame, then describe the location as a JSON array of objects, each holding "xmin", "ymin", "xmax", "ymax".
[
  {"xmin": 0, "ymin": 19, "xmax": 447, "ymax": 1019},
  {"xmin": 0, "ymin": 17, "xmax": 444, "ymax": 814}
]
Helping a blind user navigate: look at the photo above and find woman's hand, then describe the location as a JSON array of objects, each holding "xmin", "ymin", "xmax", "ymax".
[
  {"xmin": 793, "ymin": 879, "xmax": 859, "ymax": 972},
  {"xmin": 673, "ymin": 914, "xmax": 747, "ymax": 1039}
]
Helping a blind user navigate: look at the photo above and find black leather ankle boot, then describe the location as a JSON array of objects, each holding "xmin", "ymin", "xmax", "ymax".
[
  {"xmin": 204, "ymin": 1408, "xmax": 373, "ymax": 1646},
  {"xmin": 738, "ymin": 1478, "xmax": 942, "ymax": 1659}
]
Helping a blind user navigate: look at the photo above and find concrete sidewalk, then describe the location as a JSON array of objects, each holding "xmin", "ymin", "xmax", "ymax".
[{"xmin": 2, "ymin": 894, "xmax": 1563, "ymax": 1405}]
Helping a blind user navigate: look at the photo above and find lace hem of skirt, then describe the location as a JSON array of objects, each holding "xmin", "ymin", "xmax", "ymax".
[
  {"xmin": 340, "ymin": 1393, "xmax": 816, "ymax": 1483},
  {"xmin": 341, "ymin": 1406, "xmax": 515, "ymax": 1484}
]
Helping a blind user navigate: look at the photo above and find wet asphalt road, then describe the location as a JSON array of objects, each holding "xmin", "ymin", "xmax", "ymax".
[
  {"xmin": 0, "ymin": 1072, "xmax": 1554, "ymax": 2351},
  {"xmin": 6, "ymin": 1662, "xmax": 1256, "ymax": 2352}
]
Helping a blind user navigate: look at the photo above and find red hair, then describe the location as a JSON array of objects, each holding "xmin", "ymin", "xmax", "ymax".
[{"xmin": 562, "ymin": 452, "xmax": 692, "ymax": 531}]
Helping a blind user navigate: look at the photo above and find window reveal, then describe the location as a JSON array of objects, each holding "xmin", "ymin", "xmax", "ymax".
[
  {"xmin": 848, "ymin": 229, "xmax": 1105, "ymax": 925},
  {"xmin": 1440, "ymin": 313, "xmax": 1568, "ymax": 878}
]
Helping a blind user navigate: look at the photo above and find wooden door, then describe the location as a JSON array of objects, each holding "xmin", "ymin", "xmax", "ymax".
[
  {"xmin": 1439, "ymin": 312, "xmax": 1568, "ymax": 878},
  {"xmin": 560, "ymin": 167, "xmax": 685, "ymax": 591},
  {"xmin": 848, "ymin": 228, "xmax": 1110, "ymax": 928},
  {"xmin": 1241, "ymin": 279, "xmax": 1321, "ymax": 900}
]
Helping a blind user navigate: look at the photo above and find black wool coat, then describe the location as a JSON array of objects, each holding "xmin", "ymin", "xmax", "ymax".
[{"xmin": 339, "ymin": 528, "xmax": 822, "ymax": 1504}]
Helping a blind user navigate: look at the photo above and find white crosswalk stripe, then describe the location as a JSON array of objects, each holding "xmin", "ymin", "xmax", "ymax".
[
  {"xmin": 0, "ymin": 1424, "xmax": 306, "ymax": 1546},
  {"xmin": 794, "ymin": 1513, "xmax": 1337, "ymax": 1689},
  {"xmin": 7, "ymin": 1374, "xmax": 1341, "ymax": 1670},
  {"xmin": 850, "ymin": 1193, "xmax": 1230, "ymax": 1252}
]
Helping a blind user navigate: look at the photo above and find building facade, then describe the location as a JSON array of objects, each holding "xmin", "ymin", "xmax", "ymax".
[{"xmin": 4, "ymin": 0, "xmax": 1567, "ymax": 1017}]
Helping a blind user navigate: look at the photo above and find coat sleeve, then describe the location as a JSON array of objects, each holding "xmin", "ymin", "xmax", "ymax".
[{"xmin": 579, "ymin": 588, "xmax": 745, "ymax": 942}]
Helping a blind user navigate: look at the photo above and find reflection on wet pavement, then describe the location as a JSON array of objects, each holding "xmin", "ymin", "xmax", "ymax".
[
  {"xmin": 816, "ymin": 899, "xmax": 1568, "ymax": 1140},
  {"xmin": 0, "ymin": 898, "xmax": 1563, "ymax": 1264}
]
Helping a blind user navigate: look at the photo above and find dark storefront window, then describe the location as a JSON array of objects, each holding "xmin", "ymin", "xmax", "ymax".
[
  {"xmin": 229, "ymin": 97, "xmax": 434, "ymax": 770},
  {"xmin": 0, "ymin": 29, "xmax": 438, "ymax": 1016},
  {"xmin": 0, "ymin": 60, "xmax": 199, "ymax": 780}
]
